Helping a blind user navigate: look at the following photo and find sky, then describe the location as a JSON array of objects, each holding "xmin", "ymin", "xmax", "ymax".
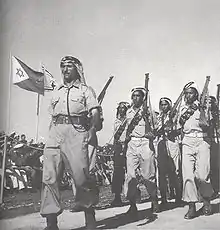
[{"xmin": 0, "ymin": 0, "xmax": 220, "ymax": 145}]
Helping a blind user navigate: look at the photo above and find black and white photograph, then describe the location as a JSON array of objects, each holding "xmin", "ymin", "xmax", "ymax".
[{"xmin": 0, "ymin": 0, "xmax": 219, "ymax": 229}]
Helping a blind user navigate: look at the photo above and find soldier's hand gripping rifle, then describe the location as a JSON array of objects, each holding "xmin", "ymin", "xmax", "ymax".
[
  {"xmin": 169, "ymin": 82, "xmax": 194, "ymax": 122},
  {"xmin": 143, "ymin": 73, "xmax": 155, "ymax": 139},
  {"xmin": 143, "ymin": 73, "xmax": 149, "ymax": 116},
  {"xmin": 199, "ymin": 76, "xmax": 211, "ymax": 129},
  {"xmin": 89, "ymin": 76, "xmax": 114, "ymax": 172}
]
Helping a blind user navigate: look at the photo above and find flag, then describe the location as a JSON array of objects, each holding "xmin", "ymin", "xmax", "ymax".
[
  {"xmin": 41, "ymin": 64, "xmax": 57, "ymax": 91},
  {"xmin": 12, "ymin": 56, "xmax": 44, "ymax": 95}
]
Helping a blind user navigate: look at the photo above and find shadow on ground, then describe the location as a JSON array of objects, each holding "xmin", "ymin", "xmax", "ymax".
[
  {"xmin": 72, "ymin": 207, "xmax": 158, "ymax": 230},
  {"xmin": 71, "ymin": 201, "xmax": 219, "ymax": 230},
  {"xmin": 195, "ymin": 202, "xmax": 220, "ymax": 218}
]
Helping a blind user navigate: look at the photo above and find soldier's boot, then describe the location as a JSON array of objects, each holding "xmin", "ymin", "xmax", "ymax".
[
  {"xmin": 44, "ymin": 214, "xmax": 59, "ymax": 230},
  {"xmin": 160, "ymin": 188, "xmax": 168, "ymax": 210},
  {"xmin": 184, "ymin": 202, "xmax": 196, "ymax": 220},
  {"xmin": 151, "ymin": 200, "xmax": 160, "ymax": 213},
  {"xmin": 111, "ymin": 194, "xmax": 123, "ymax": 207},
  {"xmin": 84, "ymin": 207, "xmax": 96, "ymax": 230},
  {"xmin": 125, "ymin": 202, "xmax": 138, "ymax": 220},
  {"xmin": 202, "ymin": 199, "xmax": 212, "ymax": 216}
]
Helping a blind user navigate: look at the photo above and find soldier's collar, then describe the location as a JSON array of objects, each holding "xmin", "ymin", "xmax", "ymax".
[
  {"xmin": 62, "ymin": 79, "xmax": 81, "ymax": 89},
  {"xmin": 129, "ymin": 105, "xmax": 143, "ymax": 113}
]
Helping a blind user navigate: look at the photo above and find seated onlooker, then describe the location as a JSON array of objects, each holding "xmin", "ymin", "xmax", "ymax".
[
  {"xmin": 4, "ymin": 157, "xmax": 29, "ymax": 192},
  {"xmin": 23, "ymin": 143, "xmax": 43, "ymax": 190},
  {"xmin": 19, "ymin": 134, "xmax": 27, "ymax": 145}
]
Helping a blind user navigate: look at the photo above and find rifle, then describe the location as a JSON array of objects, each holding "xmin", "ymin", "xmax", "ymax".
[
  {"xmin": 163, "ymin": 81, "xmax": 194, "ymax": 131},
  {"xmin": 89, "ymin": 76, "xmax": 114, "ymax": 172},
  {"xmin": 199, "ymin": 76, "xmax": 211, "ymax": 129},
  {"xmin": 143, "ymin": 73, "xmax": 150, "ymax": 134},
  {"xmin": 97, "ymin": 76, "xmax": 114, "ymax": 104},
  {"xmin": 148, "ymin": 94, "xmax": 156, "ymax": 130},
  {"xmin": 200, "ymin": 76, "xmax": 210, "ymax": 108},
  {"xmin": 170, "ymin": 81, "xmax": 194, "ymax": 120}
]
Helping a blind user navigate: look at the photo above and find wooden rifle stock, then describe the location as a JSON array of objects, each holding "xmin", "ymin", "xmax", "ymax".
[
  {"xmin": 165, "ymin": 81, "xmax": 194, "ymax": 129},
  {"xmin": 199, "ymin": 76, "xmax": 210, "ymax": 128},
  {"xmin": 170, "ymin": 81, "xmax": 194, "ymax": 119},
  {"xmin": 200, "ymin": 76, "xmax": 210, "ymax": 108}
]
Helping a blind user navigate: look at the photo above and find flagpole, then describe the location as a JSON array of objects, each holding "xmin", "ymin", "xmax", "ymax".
[
  {"xmin": 7, "ymin": 53, "xmax": 12, "ymax": 134},
  {"xmin": 35, "ymin": 93, "xmax": 40, "ymax": 142},
  {"xmin": 35, "ymin": 62, "xmax": 44, "ymax": 143},
  {"xmin": 0, "ymin": 53, "xmax": 12, "ymax": 204}
]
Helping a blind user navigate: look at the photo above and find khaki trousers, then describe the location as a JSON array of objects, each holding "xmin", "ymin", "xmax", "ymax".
[
  {"xmin": 40, "ymin": 124, "xmax": 98, "ymax": 217},
  {"xmin": 124, "ymin": 138, "xmax": 157, "ymax": 202},
  {"xmin": 182, "ymin": 136, "xmax": 214, "ymax": 202}
]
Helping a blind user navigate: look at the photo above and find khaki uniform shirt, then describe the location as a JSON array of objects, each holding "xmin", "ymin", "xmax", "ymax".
[
  {"xmin": 49, "ymin": 79, "xmax": 99, "ymax": 116},
  {"xmin": 126, "ymin": 106, "xmax": 151, "ymax": 138},
  {"xmin": 180, "ymin": 101, "xmax": 203, "ymax": 134}
]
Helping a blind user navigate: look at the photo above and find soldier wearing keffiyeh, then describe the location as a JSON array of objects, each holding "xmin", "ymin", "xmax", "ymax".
[
  {"xmin": 123, "ymin": 87, "xmax": 159, "ymax": 219},
  {"xmin": 179, "ymin": 85, "xmax": 214, "ymax": 220},
  {"xmin": 40, "ymin": 56, "xmax": 102, "ymax": 230},
  {"xmin": 155, "ymin": 97, "xmax": 182, "ymax": 209},
  {"xmin": 111, "ymin": 101, "xmax": 130, "ymax": 207}
]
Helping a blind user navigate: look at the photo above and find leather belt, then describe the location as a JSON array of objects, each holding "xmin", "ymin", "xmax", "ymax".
[
  {"xmin": 52, "ymin": 115, "xmax": 87, "ymax": 125},
  {"xmin": 130, "ymin": 136, "xmax": 150, "ymax": 141},
  {"xmin": 184, "ymin": 132, "xmax": 207, "ymax": 138}
]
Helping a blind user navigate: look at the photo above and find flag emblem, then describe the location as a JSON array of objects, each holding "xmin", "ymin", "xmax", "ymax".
[{"xmin": 12, "ymin": 56, "xmax": 44, "ymax": 95}]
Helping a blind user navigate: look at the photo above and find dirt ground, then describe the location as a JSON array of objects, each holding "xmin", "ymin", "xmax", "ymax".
[
  {"xmin": 0, "ymin": 197, "xmax": 220, "ymax": 230},
  {"xmin": 0, "ymin": 186, "xmax": 219, "ymax": 229}
]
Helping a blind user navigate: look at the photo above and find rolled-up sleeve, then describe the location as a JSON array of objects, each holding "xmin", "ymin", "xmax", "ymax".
[{"xmin": 48, "ymin": 90, "xmax": 60, "ymax": 116}]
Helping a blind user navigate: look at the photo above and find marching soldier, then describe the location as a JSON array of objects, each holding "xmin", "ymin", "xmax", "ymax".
[
  {"xmin": 124, "ymin": 87, "xmax": 159, "ymax": 219},
  {"xmin": 155, "ymin": 97, "xmax": 182, "ymax": 208},
  {"xmin": 111, "ymin": 101, "xmax": 130, "ymax": 207},
  {"xmin": 179, "ymin": 85, "xmax": 214, "ymax": 219},
  {"xmin": 40, "ymin": 56, "xmax": 103, "ymax": 230}
]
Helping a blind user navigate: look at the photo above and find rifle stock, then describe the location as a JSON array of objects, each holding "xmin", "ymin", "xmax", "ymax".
[
  {"xmin": 200, "ymin": 76, "xmax": 210, "ymax": 108},
  {"xmin": 165, "ymin": 81, "xmax": 194, "ymax": 130},
  {"xmin": 199, "ymin": 76, "xmax": 210, "ymax": 129},
  {"xmin": 170, "ymin": 81, "xmax": 194, "ymax": 119}
]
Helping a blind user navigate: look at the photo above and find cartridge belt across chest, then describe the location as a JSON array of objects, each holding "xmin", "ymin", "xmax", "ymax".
[{"xmin": 52, "ymin": 114, "xmax": 88, "ymax": 125}]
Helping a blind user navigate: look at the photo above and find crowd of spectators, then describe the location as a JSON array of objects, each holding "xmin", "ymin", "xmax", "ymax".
[
  {"xmin": 0, "ymin": 131, "xmax": 115, "ymax": 194},
  {"xmin": 0, "ymin": 131, "xmax": 44, "ymax": 193}
]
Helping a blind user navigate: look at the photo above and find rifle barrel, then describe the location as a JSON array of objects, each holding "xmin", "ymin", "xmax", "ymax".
[{"xmin": 97, "ymin": 76, "xmax": 114, "ymax": 104}]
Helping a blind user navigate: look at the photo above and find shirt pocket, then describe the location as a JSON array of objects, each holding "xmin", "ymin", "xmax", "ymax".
[{"xmin": 70, "ymin": 95, "xmax": 86, "ymax": 106}]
